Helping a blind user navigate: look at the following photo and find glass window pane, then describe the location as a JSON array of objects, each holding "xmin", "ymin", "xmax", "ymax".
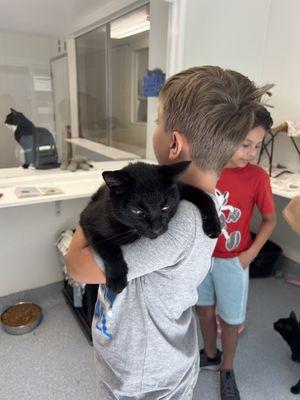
[
  {"xmin": 109, "ymin": 5, "xmax": 149, "ymax": 158},
  {"xmin": 76, "ymin": 26, "xmax": 108, "ymax": 145}
]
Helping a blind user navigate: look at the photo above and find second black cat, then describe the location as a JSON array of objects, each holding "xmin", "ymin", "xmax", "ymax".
[
  {"xmin": 274, "ymin": 311, "xmax": 300, "ymax": 394},
  {"xmin": 80, "ymin": 161, "xmax": 221, "ymax": 293}
]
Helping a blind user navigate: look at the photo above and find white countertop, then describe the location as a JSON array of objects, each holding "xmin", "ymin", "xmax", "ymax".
[
  {"xmin": 0, "ymin": 160, "xmax": 147, "ymax": 209},
  {"xmin": 0, "ymin": 162, "xmax": 299, "ymax": 209}
]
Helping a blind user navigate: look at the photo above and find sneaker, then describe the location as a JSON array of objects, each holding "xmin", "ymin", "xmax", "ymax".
[
  {"xmin": 200, "ymin": 348, "xmax": 222, "ymax": 371},
  {"xmin": 220, "ymin": 369, "xmax": 240, "ymax": 400}
]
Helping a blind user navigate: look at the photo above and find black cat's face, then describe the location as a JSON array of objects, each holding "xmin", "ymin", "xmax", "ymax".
[
  {"xmin": 274, "ymin": 311, "xmax": 299, "ymax": 339},
  {"xmin": 103, "ymin": 161, "xmax": 190, "ymax": 239},
  {"xmin": 4, "ymin": 108, "xmax": 23, "ymax": 128}
]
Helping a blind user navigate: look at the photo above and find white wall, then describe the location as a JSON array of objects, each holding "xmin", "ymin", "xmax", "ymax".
[
  {"xmin": 180, "ymin": 0, "xmax": 300, "ymax": 262},
  {"xmin": 183, "ymin": 0, "xmax": 270, "ymax": 83},
  {"xmin": 182, "ymin": 0, "xmax": 300, "ymax": 172},
  {"xmin": 0, "ymin": 198, "xmax": 88, "ymax": 297}
]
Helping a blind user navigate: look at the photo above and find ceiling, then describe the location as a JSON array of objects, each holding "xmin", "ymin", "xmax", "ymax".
[{"xmin": 0, "ymin": 0, "xmax": 112, "ymax": 37}]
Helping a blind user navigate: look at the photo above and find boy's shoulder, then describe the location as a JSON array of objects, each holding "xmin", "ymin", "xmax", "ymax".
[
  {"xmin": 170, "ymin": 199, "xmax": 214, "ymax": 246},
  {"xmin": 163, "ymin": 199, "xmax": 211, "ymax": 250},
  {"xmin": 174, "ymin": 199, "xmax": 208, "ymax": 228},
  {"xmin": 169, "ymin": 200, "xmax": 201, "ymax": 236}
]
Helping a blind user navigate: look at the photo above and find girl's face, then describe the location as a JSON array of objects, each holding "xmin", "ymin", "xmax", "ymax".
[{"xmin": 226, "ymin": 126, "xmax": 265, "ymax": 168}]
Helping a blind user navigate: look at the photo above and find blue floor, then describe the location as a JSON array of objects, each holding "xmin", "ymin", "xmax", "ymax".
[{"xmin": 0, "ymin": 259, "xmax": 299, "ymax": 400}]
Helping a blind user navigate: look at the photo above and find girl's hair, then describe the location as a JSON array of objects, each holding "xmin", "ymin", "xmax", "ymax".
[{"xmin": 253, "ymin": 106, "xmax": 273, "ymax": 132}]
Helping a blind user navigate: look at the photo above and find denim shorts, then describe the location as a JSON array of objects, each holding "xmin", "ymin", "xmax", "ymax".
[{"xmin": 196, "ymin": 257, "xmax": 249, "ymax": 325}]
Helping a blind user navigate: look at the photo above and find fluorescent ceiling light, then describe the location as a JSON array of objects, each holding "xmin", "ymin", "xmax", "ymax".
[{"xmin": 111, "ymin": 9, "xmax": 150, "ymax": 39}]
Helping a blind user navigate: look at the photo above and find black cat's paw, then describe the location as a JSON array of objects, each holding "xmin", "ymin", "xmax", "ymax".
[
  {"xmin": 106, "ymin": 275, "xmax": 127, "ymax": 294},
  {"xmin": 290, "ymin": 379, "xmax": 300, "ymax": 394},
  {"xmin": 202, "ymin": 214, "xmax": 222, "ymax": 239}
]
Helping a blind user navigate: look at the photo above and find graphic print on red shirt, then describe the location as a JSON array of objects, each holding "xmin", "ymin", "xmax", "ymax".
[{"xmin": 214, "ymin": 164, "xmax": 275, "ymax": 259}]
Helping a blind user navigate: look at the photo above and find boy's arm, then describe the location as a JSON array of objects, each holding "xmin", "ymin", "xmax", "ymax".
[
  {"xmin": 65, "ymin": 226, "xmax": 106, "ymax": 284},
  {"xmin": 239, "ymin": 213, "xmax": 277, "ymax": 268}
]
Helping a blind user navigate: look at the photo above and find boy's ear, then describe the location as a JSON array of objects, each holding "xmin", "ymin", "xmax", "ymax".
[
  {"xmin": 102, "ymin": 170, "xmax": 131, "ymax": 190},
  {"xmin": 169, "ymin": 131, "xmax": 190, "ymax": 161},
  {"xmin": 158, "ymin": 161, "xmax": 191, "ymax": 180}
]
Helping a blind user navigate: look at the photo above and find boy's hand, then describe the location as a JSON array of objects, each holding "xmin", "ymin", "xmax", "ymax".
[{"xmin": 238, "ymin": 250, "xmax": 255, "ymax": 269}]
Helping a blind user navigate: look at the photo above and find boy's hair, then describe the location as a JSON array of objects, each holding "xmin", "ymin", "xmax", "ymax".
[
  {"xmin": 159, "ymin": 66, "xmax": 273, "ymax": 175},
  {"xmin": 253, "ymin": 106, "xmax": 273, "ymax": 132}
]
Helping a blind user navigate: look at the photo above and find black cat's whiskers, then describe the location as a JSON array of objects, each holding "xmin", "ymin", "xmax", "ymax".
[{"xmin": 92, "ymin": 230, "xmax": 137, "ymax": 246}]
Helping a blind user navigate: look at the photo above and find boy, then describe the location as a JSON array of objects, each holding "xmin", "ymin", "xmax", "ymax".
[
  {"xmin": 66, "ymin": 66, "xmax": 271, "ymax": 400},
  {"xmin": 197, "ymin": 106, "xmax": 277, "ymax": 400}
]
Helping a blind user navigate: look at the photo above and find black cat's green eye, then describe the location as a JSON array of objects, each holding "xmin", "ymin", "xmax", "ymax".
[
  {"xmin": 131, "ymin": 208, "xmax": 143, "ymax": 215},
  {"xmin": 161, "ymin": 206, "xmax": 169, "ymax": 212}
]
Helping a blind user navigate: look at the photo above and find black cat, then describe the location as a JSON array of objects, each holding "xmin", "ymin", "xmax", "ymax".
[
  {"xmin": 80, "ymin": 161, "xmax": 221, "ymax": 293},
  {"xmin": 5, "ymin": 108, "xmax": 59, "ymax": 169},
  {"xmin": 274, "ymin": 311, "xmax": 300, "ymax": 394}
]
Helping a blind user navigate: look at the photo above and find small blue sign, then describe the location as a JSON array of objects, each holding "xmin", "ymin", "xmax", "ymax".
[{"xmin": 143, "ymin": 70, "xmax": 166, "ymax": 97}]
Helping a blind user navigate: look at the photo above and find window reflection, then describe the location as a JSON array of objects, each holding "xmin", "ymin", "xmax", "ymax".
[
  {"xmin": 0, "ymin": 4, "xmax": 150, "ymax": 173},
  {"xmin": 75, "ymin": 5, "xmax": 149, "ymax": 160},
  {"xmin": 0, "ymin": 32, "xmax": 68, "ymax": 170}
]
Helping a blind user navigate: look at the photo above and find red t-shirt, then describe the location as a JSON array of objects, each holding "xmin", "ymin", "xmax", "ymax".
[{"xmin": 213, "ymin": 163, "xmax": 275, "ymax": 258}]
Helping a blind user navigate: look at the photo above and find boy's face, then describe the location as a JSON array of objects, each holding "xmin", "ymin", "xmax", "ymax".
[
  {"xmin": 152, "ymin": 101, "xmax": 172, "ymax": 165},
  {"xmin": 227, "ymin": 126, "xmax": 265, "ymax": 168}
]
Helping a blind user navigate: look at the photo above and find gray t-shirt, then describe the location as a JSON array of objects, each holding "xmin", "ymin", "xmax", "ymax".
[{"xmin": 92, "ymin": 200, "xmax": 217, "ymax": 400}]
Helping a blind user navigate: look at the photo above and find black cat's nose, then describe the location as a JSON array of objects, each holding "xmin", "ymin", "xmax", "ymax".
[{"xmin": 147, "ymin": 227, "xmax": 166, "ymax": 239}]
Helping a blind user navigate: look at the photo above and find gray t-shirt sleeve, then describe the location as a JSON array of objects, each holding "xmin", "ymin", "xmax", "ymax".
[{"xmin": 123, "ymin": 200, "xmax": 204, "ymax": 281}]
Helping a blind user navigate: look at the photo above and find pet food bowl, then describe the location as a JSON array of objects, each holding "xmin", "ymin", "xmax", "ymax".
[{"xmin": 1, "ymin": 302, "xmax": 42, "ymax": 335}]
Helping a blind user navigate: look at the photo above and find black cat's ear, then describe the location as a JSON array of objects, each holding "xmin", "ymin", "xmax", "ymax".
[
  {"xmin": 158, "ymin": 161, "xmax": 191, "ymax": 180},
  {"xmin": 290, "ymin": 311, "xmax": 297, "ymax": 322},
  {"xmin": 10, "ymin": 108, "xmax": 17, "ymax": 113},
  {"xmin": 102, "ymin": 170, "xmax": 131, "ymax": 190}
]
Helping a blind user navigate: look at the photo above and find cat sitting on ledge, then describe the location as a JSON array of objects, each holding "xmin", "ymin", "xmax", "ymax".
[{"xmin": 5, "ymin": 108, "xmax": 59, "ymax": 169}]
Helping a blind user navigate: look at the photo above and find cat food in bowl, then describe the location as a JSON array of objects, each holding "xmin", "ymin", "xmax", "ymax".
[{"xmin": 1, "ymin": 302, "xmax": 42, "ymax": 335}]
